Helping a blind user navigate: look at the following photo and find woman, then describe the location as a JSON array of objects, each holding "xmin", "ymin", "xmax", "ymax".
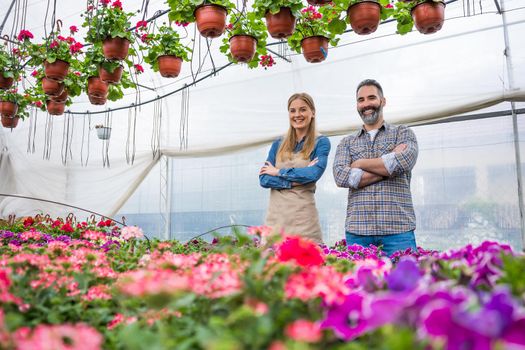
[{"xmin": 259, "ymin": 93, "xmax": 331, "ymax": 244}]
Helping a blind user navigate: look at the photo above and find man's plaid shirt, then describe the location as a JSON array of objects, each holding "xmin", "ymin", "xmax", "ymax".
[{"xmin": 333, "ymin": 122, "xmax": 418, "ymax": 236}]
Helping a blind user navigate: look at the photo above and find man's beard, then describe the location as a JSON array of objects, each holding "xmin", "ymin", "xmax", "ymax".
[{"xmin": 358, "ymin": 103, "xmax": 382, "ymax": 125}]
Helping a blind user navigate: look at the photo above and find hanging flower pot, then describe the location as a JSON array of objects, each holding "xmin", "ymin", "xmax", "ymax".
[
  {"xmin": 88, "ymin": 94, "xmax": 107, "ymax": 105},
  {"xmin": 347, "ymin": 1, "xmax": 381, "ymax": 35},
  {"xmin": 95, "ymin": 125, "xmax": 111, "ymax": 140},
  {"xmin": 265, "ymin": 7, "xmax": 296, "ymax": 39},
  {"xmin": 1, "ymin": 115, "xmax": 19, "ymax": 129},
  {"xmin": 87, "ymin": 77, "xmax": 109, "ymax": 98},
  {"xmin": 301, "ymin": 36, "xmax": 329, "ymax": 63},
  {"xmin": 42, "ymin": 77, "xmax": 65, "ymax": 97},
  {"xmin": 102, "ymin": 37, "xmax": 130, "ymax": 60},
  {"xmin": 46, "ymin": 100, "xmax": 65, "ymax": 116},
  {"xmin": 0, "ymin": 75, "xmax": 14, "ymax": 90},
  {"xmin": 99, "ymin": 65, "xmax": 123, "ymax": 84},
  {"xmin": 44, "ymin": 59, "xmax": 70, "ymax": 82},
  {"xmin": 194, "ymin": 4, "xmax": 228, "ymax": 38},
  {"xmin": 157, "ymin": 55, "xmax": 183, "ymax": 78},
  {"xmin": 0, "ymin": 101, "xmax": 18, "ymax": 117},
  {"xmin": 411, "ymin": 0, "xmax": 445, "ymax": 34},
  {"xmin": 51, "ymin": 89, "xmax": 68, "ymax": 103},
  {"xmin": 306, "ymin": 0, "xmax": 332, "ymax": 5},
  {"xmin": 229, "ymin": 35, "xmax": 257, "ymax": 63}
]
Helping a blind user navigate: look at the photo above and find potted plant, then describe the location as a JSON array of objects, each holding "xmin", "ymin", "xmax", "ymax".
[
  {"xmin": 95, "ymin": 124, "xmax": 112, "ymax": 140},
  {"xmin": 167, "ymin": 0, "xmax": 236, "ymax": 38},
  {"xmin": 252, "ymin": 0, "xmax": 303, "ymax": 39},
  {"xmin": 393, "ymin": 0, "xmax": 445, "ymax": 34},
  {"xmin": 330, "ymin": 0, "xmax": 393, "ymax": 35},
  {"xmin": 287, "ymin": 5, "xmax": 340, "ymax": 63},
  {"xmin": 141, "ymin": 25, "xmax": 192, "ymax": 78},
  {"xmin": 99, "ymin": 60, "xmax": 124, "ymax": 84},
  {"xmin": 83, "ymin": 0, "xmax": 136, "ymax": 60},
  {"xmin": 0, "ymin": 88, "xmax": 20, "ymax": 118},
  {"xmin": 0, "ymin": 44, "xmax": 20, "ymax": 90},
  {"xmin": 220, "ymin": 12, "xmax": 268, "ymax": 68}
]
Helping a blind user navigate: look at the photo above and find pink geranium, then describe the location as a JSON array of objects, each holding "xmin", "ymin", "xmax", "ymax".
[{"xmin": 285, "ymin": 319, "xmax": 322, "ymax": 343}]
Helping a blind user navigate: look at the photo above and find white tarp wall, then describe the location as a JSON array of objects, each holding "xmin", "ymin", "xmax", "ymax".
[{"xmin": 0, "ymin": 0, "xmax": 524, "ymax": 246}]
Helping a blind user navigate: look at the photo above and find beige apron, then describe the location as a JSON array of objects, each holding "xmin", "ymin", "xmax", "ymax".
[{"xmin": 265, "ymin": 153, "xmax": 323, "ymax": 244}]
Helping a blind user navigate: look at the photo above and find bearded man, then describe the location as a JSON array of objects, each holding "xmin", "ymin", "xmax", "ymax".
[{"xmin": 333, "ymin": 79, "xmax": 419, "ymax": 257}]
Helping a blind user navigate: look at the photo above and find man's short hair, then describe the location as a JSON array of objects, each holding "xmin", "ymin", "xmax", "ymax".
[{"xmin": 356, "ymin": 79, "xmax": 384, "ymax": 98}]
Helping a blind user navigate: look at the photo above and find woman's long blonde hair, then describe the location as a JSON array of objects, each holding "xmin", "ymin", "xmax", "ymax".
[{"xmin": 276, "ymin": 93, "xmax": 317, "ymax": 162}]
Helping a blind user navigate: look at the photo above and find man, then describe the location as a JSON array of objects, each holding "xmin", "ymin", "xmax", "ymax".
[{"xmin": 333, "ymin": 79, "xmax": 418, "ymax": 256}]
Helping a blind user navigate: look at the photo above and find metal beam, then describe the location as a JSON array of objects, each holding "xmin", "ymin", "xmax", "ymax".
[{"xmin": 0, "ymin": 0, "xmax": 16, "ymax": 35}]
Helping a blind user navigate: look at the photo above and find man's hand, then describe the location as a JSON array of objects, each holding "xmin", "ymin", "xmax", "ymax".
[{"xmin": 259, "ymin": 161, "xmax": 280, "ymax": 176}]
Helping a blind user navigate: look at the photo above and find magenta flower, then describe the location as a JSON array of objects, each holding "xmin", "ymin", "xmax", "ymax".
[
  {"xmin": 69, "ymin": 25, "xmax": 78, "ymax": 33},
  {"xmin": 321, "ymin": 292, "xmax": 371, "ymax": 340},
  {"xmin": 134, "ymin": 64, "xmax": 144, "ymax": 74},
  {"xmin": 17, "ymin": 29, "xmax": 33, "ymax": 41}
]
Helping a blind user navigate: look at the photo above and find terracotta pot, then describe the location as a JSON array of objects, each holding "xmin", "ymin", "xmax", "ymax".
[
  {"xmin": 265, "ymin": 7, "xmax": 296, "ymax": 39},
  {"xmin": 301, "ymin": 36, "xmax": 329, "ymax": 63},
  {"xmin": 51, "ymin": 89, "xmax": 68, "ymax": 103},
  {"xmin": 102, "ymin": 37, "xmax": 130, "ymax": 60},
  {"xmin": 347, "ymin": 1, "xmax": 381, "ymax": 35},
  {"xmin": 46, "ymin": 100, "xmax": 65, "ymax": 116},
  {"xmin": 229, "ymin": 35, "xmax": 257, "ymax": 63},
  {"xmin": 87, "ymin": 77, "xmax": 109, "ymax": 98},
  {"xmin": 157, "ymin": 55, "xmax": 183, "ymax": 78},
  {"xmin": 88, "ymin": 94, "xmax": 107, "ymax": 105},
  {"xmin": 44, "ymin": 59, "xmax": 70, "ymax": 82},
  {"xmin": 0, "ymin": 75, "xmax": 14, "ymax": 90},
  {"xmin": 412, "ymin": 0, "xmax": 445, "ymax": 34},
  {"xmin": 0, "ymin": 101, "xmax": 18, "ymax": 117},
  {"xmin": 42, "ymin": 77, "xmax": 65, "ymax": 97},
  {"xmin": 306, "ymin": 0, "xmax": 332, "ymax": 5},
  {"xmin": 194, "ymin": 4, "xmax": 227, "ymax": 38},
  {"xmin": 99, "ymin": 65, "xmax": 123, "ymax": 84},
  {"xmin": 1, "ymin": 115, "xmax": 19, "ymax": 128}
]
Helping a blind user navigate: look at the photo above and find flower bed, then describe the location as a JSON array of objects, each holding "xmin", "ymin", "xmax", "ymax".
[{"xmin": 0, "ymin": 216, "xmax": 524, "ymax": 349}]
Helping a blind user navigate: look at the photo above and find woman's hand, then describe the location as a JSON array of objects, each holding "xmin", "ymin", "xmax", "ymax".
[{"xmin": 259, "ymin": 161, "xmax": 280, "ymax": 176}]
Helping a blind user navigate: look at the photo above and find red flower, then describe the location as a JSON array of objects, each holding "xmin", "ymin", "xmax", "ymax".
[
  {"xmin": 17, "ymin": 29, "xmax": 34, "ymax": 41},
  {"xmin": 134, "ymin": 64, "xmax": 144, "ymax": 73},
  {"xmin": 385, "ymin": 3, "xmax": 393, "ymax": 8},
  {"xmin": 101, "ymin": 0, "xmax": 111, "ymax": 5},
  {"xmin": 140, "ymin": 33, "xmax": 151, "ymax": 43},
  {"xmin": 57, "ymin": 35, "xmax": 67, "ymax": 41},
  {"xmin": 226, "ymin": 23, "xmax": 233, "ymax": 30},
  {"xmin": 112, "ymin": 0, "xmax": 122, "ymax": 9},
  {"xmin": 175, "ymin": 21, "xmax": 189, "ymax": 27},
  {"xmin": 69, "ymin": 42, "xmax": 84, "ymax": 54},
  {"xmin": 61, "ymin": 222, "xmax": 74, "ymax": 233},
  {"xmin": 276, "ymin": 236, "xmax": 325, "ymax": 267},
  {"xmin": 136, "ymin": 20, "xmax": 148, "ymax": 29},
  {"xmin": 51, "ymin": 220, "xmax": 61, "ymax": 228},
  {"xmin": 34, "ymin": 101, "xmax": 43, "ymax": 108},
  {"xmin": 260, "ymin": 54, "xmax": 275, "ymax": 68},
  {"xmin": 105, "ymin": 219, "xmax": 112, "ymax": 226},
  {"xmin": 49, "ymin": 40, "xmax": 59, "ymax": 49},
  {"xmin": 31, "ymin": 70, "xmax": 38, "ymax": 77},
  {"xmin": 70, "ymin": 25, "xmax": 78, "ymax": 33},
  {"xmin": 74, "ymin": 71, "xmax": 81, "ymax": 76},
  {"xmin": 23, "ymin": 217, "xmax": 35, "ymax": 227}
]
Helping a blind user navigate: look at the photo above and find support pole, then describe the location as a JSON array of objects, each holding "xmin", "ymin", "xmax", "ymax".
[
  {"xmin": 0, "ymin": 0, "xmax": 17, "ymax": 35},
  {"xmin": 500, "ymin": 0, "xmax": 525, "ymax": 251}
]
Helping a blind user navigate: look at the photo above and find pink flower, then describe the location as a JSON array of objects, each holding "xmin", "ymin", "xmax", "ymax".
[
  {"xmin": 285, "ymin": 320, "xmax": 322, "ymax": 343},
  {"xmin": 175, "ymin": 21, "xmax": 189, "ymax": 27},
  {"xmin": 112, "ymin": 0, "xmax": 122, "ymax": 9},
  {"xmin": 134, "ymin": 64, "xmax": 144, "ymax": 74},
  {"xmin": 70, "ymin": 42, "xmax": 84, "ymax": 54},
  {"xmin": 14, "ymin": 323, "xmax": 103, "ymax": 350},
  {"xmin": 120, "ymin": 226, "xmax": 144, "ymax": 240},
  {"xmin": 31, "ymin": 70, "xmax": 38, "ymax": 77},
  {"xmin": 101, "ymin": 0, "xmax": 111, "ymax": 5},
  {"xmin": 17, "ymin": 29, "xmax": 33, "ymax": 41},
  {"xmin": 385, "ymin": 3, "xmax": 393, "ymax": 8},
  {"xmin": 247, "ymin": 225, "xmax": 273, "ymax": 237},
  {"xmin": 70, "ymin": 25, "xmax": 78, "ymax": 33},
  {"xmin": 49, "ymin": 40, "xmax": 59, "ymax": 49},
  {"xmin": 140, "ymin": 33, "xmax": 151, "ymax": 43},
  {"xmin": 136, "ymin": 20, "xmax": 148, "ymax": 30},
  {"xmin": 82, "ymin": 285, "xmax": 111, "ymax": 301}
]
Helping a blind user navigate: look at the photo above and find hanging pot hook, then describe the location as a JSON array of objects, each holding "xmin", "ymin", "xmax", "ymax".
[{"xmin": 55, "ymin": 19, "xmax": 63, "ymax": 33}]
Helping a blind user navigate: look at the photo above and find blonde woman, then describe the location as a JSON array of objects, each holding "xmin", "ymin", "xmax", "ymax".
[{"xmin": 259, "ymin": 93, "xmax": 331, "ymax": 244}]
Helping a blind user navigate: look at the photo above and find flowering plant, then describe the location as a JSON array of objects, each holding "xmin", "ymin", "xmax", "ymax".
[
  {"xmin": 0, "ymin": 89, "xmax": 35, "ymax": 119},
  {"xmin": 329, "ymin": 0, "xmax": 394, "ymax": 27},
  {"xmin": 23, "ymin": 27, "xmax": 83, "ymax": 66},
  {"xmin": 252, "ymin": 0, "xmax": 304, "ymax": 18},
  {"xmin": 0, "ymin": 44, "xmax": 21, "ymax": 81},
  {"xmin": 287, "ymin": 5, "xmax": 340, "ymax": 54},
  {"xmin": 393, "ymin": 0, "xmax": 444, "ymax": 34},
  {"xmin": 167, "ymin": 0, "xmax": 236, "ymax": 25},
  {"xmin": 140, "ymin": 25, "xmax": 192, "ymax": 72},
  {"xmin": 84, "ymin": 0, "xmax": 137, "ymax": 43},
  {"xmin": 219, "ymin": 12, "xmax": 268, "ymax": 68}
]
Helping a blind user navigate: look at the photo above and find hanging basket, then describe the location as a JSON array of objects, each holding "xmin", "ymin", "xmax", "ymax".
[
  {"xmin": 301, "ymin": 36, "xmax": 329, "ymax": 63},
  {"xmin": 96, "ymin": 126, "xmax": 111, "ymax": 140},
  {"xmin": 87, "ymin": 77, "xmax": 109, "ymax": 98},
  {"xmin": 44, "ymin": 59, "xmax": 70, "ymax": 82},
  {"xmin": 1, "ymin": 115, "xmax": 19, "ymax": 129},
  {"xmin": 46, "ymin": 100, "xmax": 65, "ymax": 116},
  {"xmin": 51, "ymin": 89, "xmax": 68, "ymax": 103},
  {"xmin": 0, "ymin": 101, "xmax": 18, "ymax": 117},
  {"xmin": 229, "ymin": 35, "xmax": 257, "ymax": 63},
  {"xmin": 157, "ymin": 55, "xmax": 183, "ymax": 78},
  {"xmin": 347, "ymin": 1, "xmax": 381, "ymax": 35},
  {"xmin": 102, "ymin": 37, "xmax": 130, "ymax": 60},
  {"xmin": 411, "ymin": 0, "xmax": 445, "ymax": 34},
  {"xmin": 99, "ymin": 65, "xmax": 123, "ymax": 84},
  {"xmin": 42, "ymin": 77, "xmax": 65, "ymax": 97},
  {"xmin": 194, "ymin": 4, "xmax": 227, "ymax": 38},
  {"xmin": 88, "ymin": 94, "xmax": 107, "ymax": 105},
  {"xmin": 0, "ymin": 75, "xmax": 14, "ymax": 90},
  {"xmin": 265, "ymin": 7, "xmax": 296, "ymax": 39}
]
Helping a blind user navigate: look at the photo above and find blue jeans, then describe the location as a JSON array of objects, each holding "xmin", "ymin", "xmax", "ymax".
[{"xmin": 345, "ymin": 231, "xmax": 417, "ymax": 257}]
